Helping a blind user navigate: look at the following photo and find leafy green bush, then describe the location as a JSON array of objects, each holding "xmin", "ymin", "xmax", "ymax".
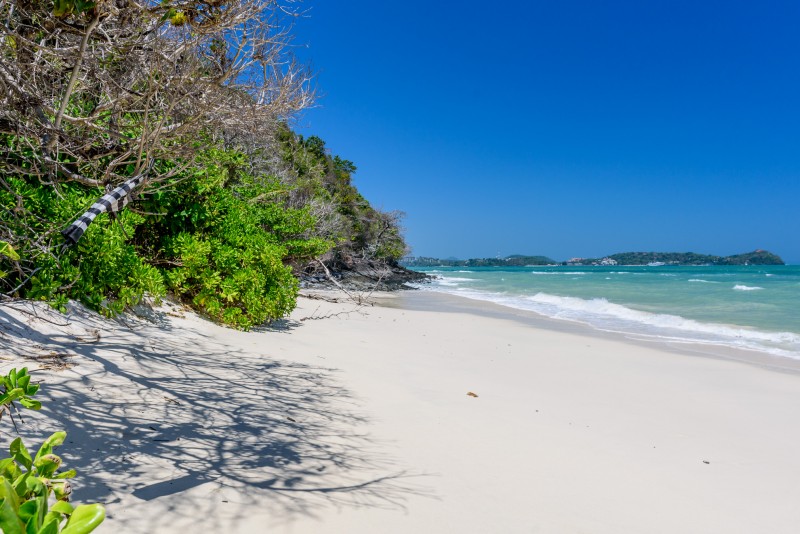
[
  {"xmin": 2, "ymin": 129, "xmax": 403, "ymax": 327},
  {"xmin": 164, "ymin": 226, "xmax": 298, "ymax": 329},
  {"xmin": 0, "ymin": 368, "xmax": 41, "ymax": 417},
  {"xmin": 140, "ymin": 149, "xmax": 330, "ymax": 329},
  {"xmin": 0, "ymin": 176, "xmax": 165, "ymax": 314},
  {"xmin": 0, "ymin": 369, "xmax": 104, "ymax": 534},
  {"xmin": 1, "ymin": 144, "xmax": 333, "ymax": 327},
  {"xmin": 0, "ymin": 433, "xmax": 105, "ymax": 534}
]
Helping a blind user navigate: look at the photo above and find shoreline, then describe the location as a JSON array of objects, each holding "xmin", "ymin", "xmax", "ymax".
[
  {"xmin": 380, "ymin": 289, "xmax": 800, "ymax": 375},
  {"xmin": 2, "ymin": 294, "xmax": 800, "ymax": 532},
  {"xmin": 409, "ymin": 264, "xmax": 800, "ymax": 362}
]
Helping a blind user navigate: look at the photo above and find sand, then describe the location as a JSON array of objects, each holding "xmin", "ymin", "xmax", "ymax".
[{"xmin": 1, "ymin": 291, "xmax": 800, "ymax": 533}]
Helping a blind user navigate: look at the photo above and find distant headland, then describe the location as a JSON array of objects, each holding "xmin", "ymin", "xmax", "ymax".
[{"xmin": 401, "ymin": 250, "xmax": 785, "ymax": 267}]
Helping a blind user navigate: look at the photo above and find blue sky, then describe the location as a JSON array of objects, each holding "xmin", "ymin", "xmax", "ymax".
[{"xmin": 292, "ymin": 1, "xmax": 800, "ymax": 263}]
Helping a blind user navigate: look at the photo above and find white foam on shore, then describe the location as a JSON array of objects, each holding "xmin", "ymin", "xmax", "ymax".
[{"xmin": 416, "ymin": 283, "xmax": 800, "ymax": 360}]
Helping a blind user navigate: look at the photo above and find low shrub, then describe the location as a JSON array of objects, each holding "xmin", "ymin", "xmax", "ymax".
[{"xmin": 0, "ymin": 368, "xmax": 104, "ymax": 534}]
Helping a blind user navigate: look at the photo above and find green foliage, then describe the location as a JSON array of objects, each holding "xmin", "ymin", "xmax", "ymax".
[
  {"xmin": 138, "ymin": 149, "xmax": 331, "ymax": 329},
  {"xmin": 0, "ymin": 175, "xmax": 165, "ymax": 314},
  {"xmin": 0, "ymin": 368, "xmax": 41, "ymax": 415},
  {"xmin": 0, "ymin": 433, "xmax": 105, "ymax": 534},
  {"xmin": 0, "ymin": 141, "xmax": 338, "ymax": 326},
  {"xmin": 164, "ymin": 9, "xmax": 188, "ymax": 26},
  {"xmin": 0, "ymin": 371, "xmax": 104, "ymax": 533},
  {"xmin": 2, "ymin": 124, "xmax": 401, "ymax": 326},
  {"xmin": 278, "ymin": 128, "xmax": 409, "ymax": 262},
  {"xmin": 715, "ymin": 250, "xmax": 784, "ymax": 266},
  {"xmin": 4, "ymin": 0, "xmax": 397, "ymax": 326},
  {"xmin": 577, "ymin": 250, "xmax": 786, "ymax": 266},
  {"xmin": 52, "ymin": 0, "xmax": 96, "ymax": 18},
  {"xmin": 164, "ymin": 224, "xmax": 298, "ymax": 329},
  {"xmin": 0, "ymin": 242, "xmax": 20, "ymax": 279},
  {"xmin": 0, "ymin": 242, "xmax": 19, "ymax": 262}
]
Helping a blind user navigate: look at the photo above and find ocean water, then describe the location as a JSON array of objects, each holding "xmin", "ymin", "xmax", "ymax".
[{"xmin": 410, "ymin": 265, "xmax": 800, "ymax": 360}]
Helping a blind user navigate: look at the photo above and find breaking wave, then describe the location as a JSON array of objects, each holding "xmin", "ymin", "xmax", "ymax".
[
  {"xmin": 417, "ymin": 284, "xmax": 800, "ymax": 359},
  {"xmin": 733, "ymin": 285, "xmax": 764, "ymax": 291}
]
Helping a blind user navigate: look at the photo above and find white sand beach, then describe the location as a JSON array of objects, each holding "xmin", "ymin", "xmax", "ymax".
[{"xmin": 2, "ymin": 291, "xmax": 800, "ymax": 533}]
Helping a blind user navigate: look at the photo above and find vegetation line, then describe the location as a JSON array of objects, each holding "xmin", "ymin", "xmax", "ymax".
[{"xmin": 0, "ymin": 0, "xmax": 410, "ymax": 329}]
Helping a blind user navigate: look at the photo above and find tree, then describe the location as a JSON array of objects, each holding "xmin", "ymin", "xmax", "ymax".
[
  {"xmin": 0, "ymin": 0, "xmax": 315, "ymax": 291},
  {"xmin": 1, "ymin": 0, "xmax": 314, "ymax": 184}
]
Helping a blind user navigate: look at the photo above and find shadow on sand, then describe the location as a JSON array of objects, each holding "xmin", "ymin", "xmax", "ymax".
[{"xmin": 0, "ymin": 301, "xmax": 432, "ymax": 531}]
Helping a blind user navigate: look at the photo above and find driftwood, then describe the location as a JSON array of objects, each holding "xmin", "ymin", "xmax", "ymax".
[
  {"xmin": 314, "ymin": 259, "xmax": 377, "ymax": 306},
  {"xmin": 297, "ymin": 303, "xmax": 366, "ymax": 322}
]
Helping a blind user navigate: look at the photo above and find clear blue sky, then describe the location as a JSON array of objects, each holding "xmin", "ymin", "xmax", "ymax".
[{"xmin": 292, "ymin": 1, "xmax": 800, "ymax": 263}]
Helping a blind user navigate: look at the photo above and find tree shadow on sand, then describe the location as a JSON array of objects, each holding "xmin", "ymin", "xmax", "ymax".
[{"xmin": 0, "ymin": 301, "xmax": 434, "ymax": 532}]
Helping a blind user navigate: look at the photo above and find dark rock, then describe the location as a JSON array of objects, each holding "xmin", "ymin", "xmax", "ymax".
[{"xmin": 299, "ymin": 256, "xmax": 431, "ymax": 292}]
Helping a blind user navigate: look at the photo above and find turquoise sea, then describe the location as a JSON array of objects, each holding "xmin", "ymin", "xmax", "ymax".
[{"xmin": 411, "ymin": 265, "xmax": 800, "ymax": 360}]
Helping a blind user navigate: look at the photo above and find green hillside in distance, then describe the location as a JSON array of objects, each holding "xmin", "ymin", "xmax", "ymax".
[
  {"xmin": 401, "ymin": 255, "xmax": 556, "ymax": 267},
  {"xmin": 401, "ymin": 250, "xmax": 784, "ymax": 267},
  {"xmin": 595, "ymin": 249, "xmax": 784, "ymax": 266}
]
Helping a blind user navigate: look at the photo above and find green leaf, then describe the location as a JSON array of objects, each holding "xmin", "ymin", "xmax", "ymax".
[
  {"xmin": 19, "ymin": 496, "xmax": 45, "ymax": 531},
  {"xmin": 0, "ymin": 461, "xmax": 21, "ymax": 483},
  {"xmin": 10, "ymin": 439, "xmax": 32, "ymax": 472},
  {"xmin": 49, "ymin": 501, "xmax": 74, "ymax": 515},
  {"xmin": 3, "ymin": 388, "xmax": 24, "ymax": 403},
  {"xmin": 33, "ymin": 433, "xmax": 66, "ymax": 465},
  {"xmin": 0, "ymin": 496, "xmax": 24, "ymax": 534},
  {"xmin": 74, "ymin": 0, "xmax": 96, "ymax": 14},
  {"xmin": 53, "ymin": 0, "xmax": 72, "ymax": 17},
  {"xmin": 18, "ymin": 399, "xmax": 41, "ymax": 410},
  {"xmin": 36, "ymin": 518, "xmax": 60, "ymax": 534},
  {"xmin": 50, "ymin": 481, "xmax": 71, "ymax": 501},
  {"xmin": 0, "ymin": 458, "xmax": 15, "ymax": 475},
  {"xmin": 161, "ymin": 7, "xmax": 176, "ymax": 21},
  {"xmin": 16, "ymin": 375, "xmax": 30, "ymax": 392},
  {"xmin": 0, "ymin": 479, "xmax": 20, "ymax": 508},
  {"xmin": 61, "ymin": 504, "xmax": 105, "ymax": 534},
  {"xmin": 0, "ymin": 241, "xmax": 20, "ymax": 261},
  {"xmin": 42, "ymin": 432, "xmax": 66, "ymax": 449},
  {"xmin": 33, "ymin": 455, "xmax": 61, "ymax": 479},
  {"xmin": 52, "ymin": 469, "xmax": 76, "ymax": 480},
  {"xmin": 17, "ymin": 474, "xmax": 45, "ymax": 499}
]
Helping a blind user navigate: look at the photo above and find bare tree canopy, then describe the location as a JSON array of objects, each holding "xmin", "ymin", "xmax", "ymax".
[{"xmin": 0, "ymin": 0, "xmax": 314, "ymax": 188}]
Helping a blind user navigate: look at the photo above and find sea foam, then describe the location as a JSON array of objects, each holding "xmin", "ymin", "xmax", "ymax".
[
  {"xmin": 530, "ymin": 271, "xmax": 586, "ymax": 275},
  {"xmin": 434, "ymin": 276, "xmax": 476, "ymax": 287},
  {"xmin": 733, "ymin": 285, "xmax": 764, "ymax": 291},
  {"xmin": 418, "ymin": 283, "xmax": 800, "ymax": 359}
]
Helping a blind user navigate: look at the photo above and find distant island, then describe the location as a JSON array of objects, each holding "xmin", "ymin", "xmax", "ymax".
[
  {"xmin": 402, "ymin": 255, "xmax": 557, "ymax": 267},
  {"xmin": 401, "ymin": 250, "xmax": 785, "ymax": 267}
]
